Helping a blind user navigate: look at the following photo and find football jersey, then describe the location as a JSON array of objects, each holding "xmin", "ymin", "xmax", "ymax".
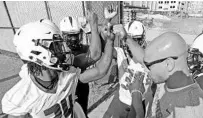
[
  {"xmin": 148, "ymin": 83, "xmax": 165, "ymax": 118},
  {"xmin": 2, "ymin": 64, "xmax": 81, "ymax": 118},
  {"xmin": 114, "ymin": 47, "xmax": 150, "ymax": 106}
]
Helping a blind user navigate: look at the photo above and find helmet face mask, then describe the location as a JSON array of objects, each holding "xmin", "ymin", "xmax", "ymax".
[
  {"xmin": 60, "ymin": 16, "xmax": 83, "ymax": 51},
  {"xmin": 132, "ymin": 36, "xmax": 144, "ymax": 46},
  {"xmin": 62, "ymin": 32, "xmax": 82, "ymax": 51},
  {"xmin": 48, "ymin": 34, "xmax": 74, "ymax": 70},
  {"xmin": 187, "ymin": 48, "xmax": 203, "ymax": 76}
]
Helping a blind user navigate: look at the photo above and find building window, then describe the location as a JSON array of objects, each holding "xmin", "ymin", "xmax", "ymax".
[
  {"xmin": 159, "ymin": 6, "xmax": 162, "ymax": 9},
  {"xmin": 173, "ymin": 6, "xmax": 175, "ymax": 8},
  {"xmin": 174, "ymin": 1, "xmax": 176, "ymax": 3},
  {"xmin": 171, "ymin": 1, "xmax": 173, "ymax": 3},
  {"xmin": 161, "ymin": 1, "xmax": 163, "ymax": 4},
  {"xmin": 182, "ymin": 3, "xmax": 184, "ymax": 5},
  {"xmin": 167, "ymin": 1, "xmax": 169, "ymax": 3}
]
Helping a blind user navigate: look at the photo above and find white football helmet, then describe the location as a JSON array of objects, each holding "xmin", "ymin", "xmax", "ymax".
[
  {"xmin": 60, "ymin": 16, "xmax": 80, "ymax": 34},
  {"xmin": 60, "ymin": 16, "xmax": 84, "ymax": 51},
  {"xmin": 187, "ymin": 33, "xmax": 203, "ymax": 77},
  {"xmin": 124, "ymin": 21, "xmax": 146, "ymax": 48},
  {"xmin": 13, "ymin": 19, "xmax": 73, "ymax": 70},
  {"xmin": 77, "ymin": 16, "xmax": 91, "ymax": 34}
]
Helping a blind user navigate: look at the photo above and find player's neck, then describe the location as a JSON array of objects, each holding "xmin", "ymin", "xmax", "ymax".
[
  {"xmin": 166, "ymin": 71, "xmax": 194, "ymax": 89},
  {"xmin": 36, "ymin": 69, "xmax": 58, "ymax": 82}
]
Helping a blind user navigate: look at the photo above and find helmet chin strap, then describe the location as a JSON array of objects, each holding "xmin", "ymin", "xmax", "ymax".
[{"xmin": 187, "ymin": 48, "xmax": 203, "ymax": 78}]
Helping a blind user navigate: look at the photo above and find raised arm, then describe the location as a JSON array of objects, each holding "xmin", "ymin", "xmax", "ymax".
[
  {"xmin": 126, "ymin": 37, "xmax": 145, "ymax": 65},
  {"xmin": 73, "ymin": 12, "xmax": 101, "ymax": 69},
  {"xmin": 127, "ymin": 73, "xmax": 145, "ymax": 118},
  {"xmin": 103, "ymin": 4, "xmax": 118, "ymax": 25},
  {"xmin": 99, "ymin": 4, "xmax": 118, "ymax": 44},
  {"xmin": 86, "ymin": 11, "xmax": 101, "ymax": 61},
  {"xmin": 79, "ymin": 24, "xmax": 115, "ymax": 83}
]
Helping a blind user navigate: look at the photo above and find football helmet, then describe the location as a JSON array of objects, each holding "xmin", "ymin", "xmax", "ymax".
[
  {"xmin": 60, "ymin": 16, "xmax": 82, "ymax": 51},
  {"xmin": 13, "ymin": 19, "xmax": 74, "ymax": 70},
  {"xmin": 187, "ymin": 33, "xmax": 203, "ymax": 77},
  {"xmin": 77, "ymin": 16, "xmax": 91, "ymax": 34},
  {"xmin": 124, "ymin": 21, "xmax": 146, "ymax": 48}
]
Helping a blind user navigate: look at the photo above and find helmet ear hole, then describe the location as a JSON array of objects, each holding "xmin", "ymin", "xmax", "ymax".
[{"xmin": 29, "ymin": 56, "xmax": 33, "ymax": 60}]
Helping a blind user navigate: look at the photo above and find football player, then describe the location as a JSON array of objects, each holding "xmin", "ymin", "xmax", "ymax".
[
  {"xmin": 60, "ymin": 11, "xmax": 102, "ymax": 116},
  {"xmin": 187, "ymin": 33, "xmax": 203, "ymax": 90},
  {"xmin": 1, "ymin": 19, "xmax": 114, "ymax": 118},
  {"xmin": 102, "ymin": 5, "xmax": 149, "ymax": 118}
]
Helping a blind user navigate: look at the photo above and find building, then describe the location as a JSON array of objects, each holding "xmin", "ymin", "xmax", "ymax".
[
  {"xmin": 122, "ymin": 1, "xmax": 148, "ymax": 24},
  {"xmin": 187, "ymin": 1, "xmax": 203, "ymax": 17},
  {"xmin": 123, "ymin": 1, "xmax": 203, "ymax": 19},
  {"xmin": 156, "ymin": 1, "xmax": 179, "ymax": 11},
  {"xmin": 130, "ymin": 1, "xmax": 157, "ymax": 11}
]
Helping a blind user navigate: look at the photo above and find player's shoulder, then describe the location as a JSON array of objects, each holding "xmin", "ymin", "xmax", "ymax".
[
  {"xmin": 2, "ymin": 64, "xmax": 41, "ymax": 104},
  {"xmin": 59, "ymin": 67, "xmax": 81, "ymax": 82},
  {"xmin": 114, "ymin": 47, "xmax": 122, "ymax": 52},
  {"xmin": 195, "ymin": 74, "xmax": 203, "ymax": 90},
  {"xmin": 186, "ymin": 82, "xmax": 203, "ymax": 106}
]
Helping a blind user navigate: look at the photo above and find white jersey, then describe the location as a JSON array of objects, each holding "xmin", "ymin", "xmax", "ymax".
[
  {"xmin": 2, "ymin": 64, "xmax": 81, "ymax": 118},
  {"xmin": 146, "ymin": 83, "xmax": 165, "ymax": 118},
  {"xmin": 115, "ymin": 47, "xmax": 150, "ymax": 106}
]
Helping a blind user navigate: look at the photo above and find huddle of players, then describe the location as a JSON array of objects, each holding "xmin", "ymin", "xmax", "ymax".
[{"xmin": 2, "ymin": 4, "xmax": 203, "ymax": 118}]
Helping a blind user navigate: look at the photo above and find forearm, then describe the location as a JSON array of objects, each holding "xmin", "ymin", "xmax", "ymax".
[
  {"xmin": 97, "ymin": 40, "xmax": 114, "ymax": 75},
  {"xmin": 79, "ymin": 40, "xmax": 114, "ymax": 83},
  {"xmin": 89, "ymin": 24, "xmax": 102, "ymax": 61},
  {"xmin": 131, "ymin": 92, "xmax": 145, "ymax": 118}
]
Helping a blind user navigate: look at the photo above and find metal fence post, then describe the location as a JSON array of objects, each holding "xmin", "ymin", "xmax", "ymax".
[
  {"xmin": 3, "ymin": 1, "xmax": 15, "ymax": 34},
  {"xmin": 44, "ymin": 1, "xmax": 52, "ymax": 21}
]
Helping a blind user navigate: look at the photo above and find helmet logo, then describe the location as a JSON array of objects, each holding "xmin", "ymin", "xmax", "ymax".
[
  {"xmin": 69, "ymin": 16, "xmax": 73, "ymax": 27},
  {"xmin": 45, "ymin": 32, "xmax": 51, "ymax": 34},
  {"xmin": 128, "ymin": 21, "xmax": 133, "ymax": 30},
  {"xmin": 17, "ymin": 30, "xmax": 21, "ymax": 35},
  {"xmin": 50, "ymin": 57, "xmax": 58, "ymax": 64},
  {"xmin": 32, "ymin": 39, "xmax": 40, "ymax": 46}
]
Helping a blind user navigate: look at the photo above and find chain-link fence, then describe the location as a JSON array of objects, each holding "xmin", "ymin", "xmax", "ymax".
[{"xmin": 0, "ymin": 1, "xmax": 121, "ymax": 53}]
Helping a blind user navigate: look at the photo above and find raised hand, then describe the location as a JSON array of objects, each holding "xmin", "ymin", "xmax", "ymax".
[
  {"xmin": 104, "ymin": 4, "xmax": 118, "ymax": 21},
  {"xmin": 86, "ymin": 10, "xmax": 98, "ymax": 28},
  {"xmin": 113, "ymin": 24, "xmax": 127, "ymax": 40},
  {"xmin": 101, "ymin": 23, "xmax": 115, "ymax": 42},
  {"xmin": 127, "ymin": 72, "xmax": 145, "ymax": 95}
]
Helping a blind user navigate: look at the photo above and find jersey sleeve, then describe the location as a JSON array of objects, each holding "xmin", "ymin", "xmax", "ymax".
[{"xmin": 73, "ymin": 49, "xmax": 96, "ymax": 71}]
